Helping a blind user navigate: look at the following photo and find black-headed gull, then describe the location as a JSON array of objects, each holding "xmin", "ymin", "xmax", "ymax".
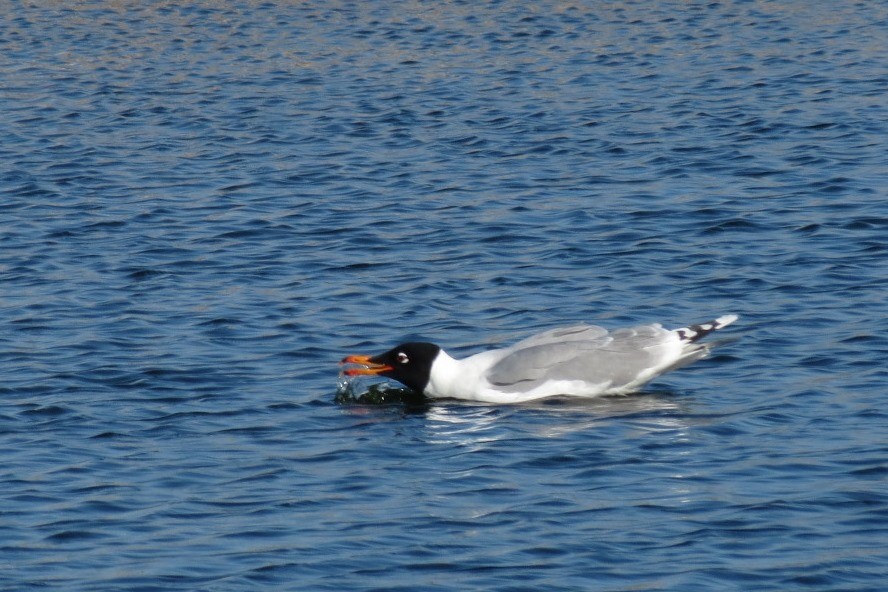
[{"xmin": 341, "ymin": 314, "xmax": 738, "ymax": 404}]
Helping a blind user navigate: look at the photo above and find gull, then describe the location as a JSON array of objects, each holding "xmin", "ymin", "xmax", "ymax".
[{"xmin": 341, "ymin": 314, "xmax": 738, "ymax": 404}]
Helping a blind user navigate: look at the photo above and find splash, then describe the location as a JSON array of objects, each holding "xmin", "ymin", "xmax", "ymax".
[{"xmin": 335, "ymin": 370, "xmax": 423, "ymax": 405}]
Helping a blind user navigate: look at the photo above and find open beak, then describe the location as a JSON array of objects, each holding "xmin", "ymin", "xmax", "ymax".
[{"xmin": 340, "ymin": 354, "xmax": 393, "ymax": 376}]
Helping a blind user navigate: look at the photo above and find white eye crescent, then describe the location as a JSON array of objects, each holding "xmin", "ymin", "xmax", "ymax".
[{"xmin": 397, "ymin": 352, "xmax": 409, "ymax": 364}]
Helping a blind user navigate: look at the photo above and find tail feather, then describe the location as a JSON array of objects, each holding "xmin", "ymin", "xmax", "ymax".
[{"xmin": 675, "ymin": 314, "xmax": 738, "ymax": 343}]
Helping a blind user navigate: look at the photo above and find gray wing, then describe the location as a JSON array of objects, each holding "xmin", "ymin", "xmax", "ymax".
[
  {"xmin": 486, "ymin": 323, "xmax": 674, "ymax": 392},
  {"xmin": 508, "ymin": 324, "xmax": 609, "ymax": 349}
]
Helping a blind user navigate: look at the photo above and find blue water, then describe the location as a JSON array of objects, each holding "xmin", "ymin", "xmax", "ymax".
[{"xmin": 2, "ymin": 1, "xmax": 887, "ymax": 590}]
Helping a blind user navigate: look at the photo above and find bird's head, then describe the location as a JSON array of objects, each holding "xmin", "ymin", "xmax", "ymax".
[{"xmin": 341, "ymin": 342, "xmax": 441, "ymax": 394}]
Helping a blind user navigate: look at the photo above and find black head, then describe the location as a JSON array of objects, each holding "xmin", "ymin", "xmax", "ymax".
[{"xmin": 342, "ymin": 342, "xmax": 441, "ymax": 394}]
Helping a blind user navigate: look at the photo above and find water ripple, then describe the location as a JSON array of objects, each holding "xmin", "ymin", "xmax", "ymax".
[{"xmin": 1, "ymin": 1, "xmax": 887, "ymax": 590}]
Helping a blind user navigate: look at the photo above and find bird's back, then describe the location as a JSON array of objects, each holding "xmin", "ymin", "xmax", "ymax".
[{"xmin": 485, "ymin": 323, "xmax": 676, "ymax": 394}]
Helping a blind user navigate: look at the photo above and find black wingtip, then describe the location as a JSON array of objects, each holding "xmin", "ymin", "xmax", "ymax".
[{"xmin": 675, "ymin": 314, "xmax": 739, "ymax": 343}]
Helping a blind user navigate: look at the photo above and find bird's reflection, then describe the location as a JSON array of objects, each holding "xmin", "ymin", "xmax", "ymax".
[{"xmin": 429, "ymin": 391, "xmax": 691, "ymax": 440}]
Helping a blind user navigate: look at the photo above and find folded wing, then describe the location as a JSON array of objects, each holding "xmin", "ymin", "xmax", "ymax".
[{"xmin": 485, "ymin": 323, "xmax": 679, "ymax": 393}]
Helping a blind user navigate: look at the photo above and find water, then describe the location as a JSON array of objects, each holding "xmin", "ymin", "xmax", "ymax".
[{"xmin": 1, "ymin": 1, "xmax": 886, "ymax": 590}]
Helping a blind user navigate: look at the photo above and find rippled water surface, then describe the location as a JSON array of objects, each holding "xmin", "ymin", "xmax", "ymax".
[{"xmin": 2, "ymin": 1, "xmax": 887, "ymax": 590}]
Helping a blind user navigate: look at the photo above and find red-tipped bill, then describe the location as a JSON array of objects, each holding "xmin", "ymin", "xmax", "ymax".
[{"xmin": 340, "ymin": 355, "xmax": 393, "ymax": 376}]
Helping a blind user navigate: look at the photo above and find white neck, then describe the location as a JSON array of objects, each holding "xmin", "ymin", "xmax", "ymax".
[
  {"xmin": 424, "ymin": 349, "xmax": 502, "ymax": 400},
  {"xmin": 424, "ymin": 349, "xmax": 463, "ymax": 398}
]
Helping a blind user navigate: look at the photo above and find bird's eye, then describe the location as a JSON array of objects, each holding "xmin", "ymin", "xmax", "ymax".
[{"xmin": 397, "ymin": 352, "xmax": 409, "ymax": 364}]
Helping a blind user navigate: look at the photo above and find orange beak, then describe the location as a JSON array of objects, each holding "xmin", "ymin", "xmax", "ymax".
[{"xmin": 340, "ymin": 355, "xmax": 393, "ymax": 376}]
